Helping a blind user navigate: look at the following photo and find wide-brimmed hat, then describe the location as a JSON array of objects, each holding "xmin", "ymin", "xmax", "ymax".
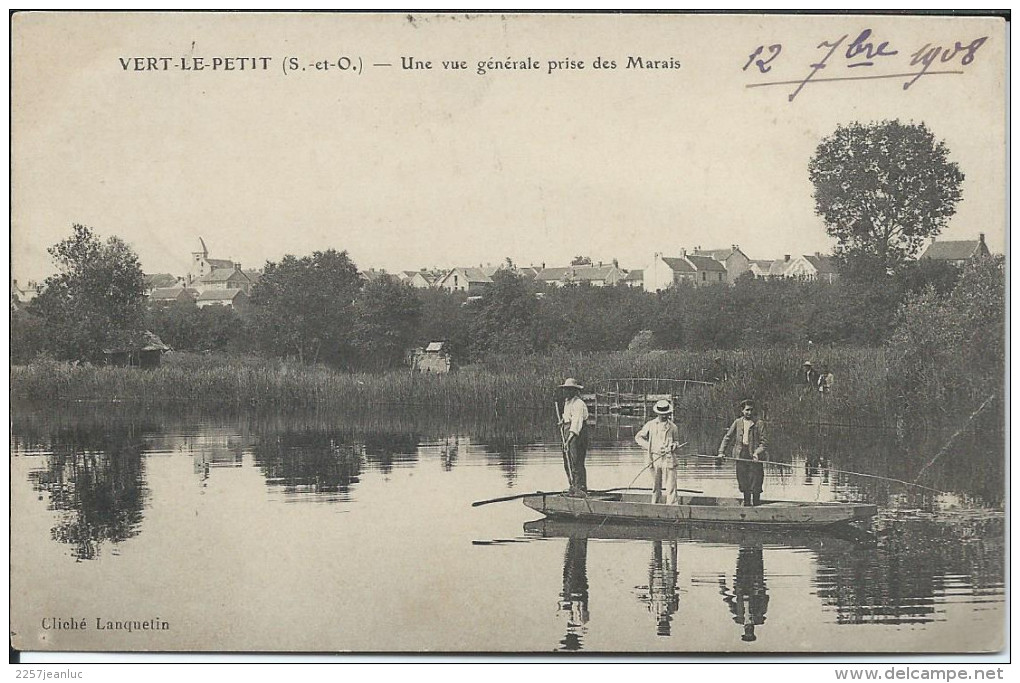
[
  {"xmin": 803, "ymin": 361, "xmax": 813, "ymax": 366},
  {"xmin": 653, "ymin": 399, "xmax": 673, "ymax": 415},
  {"xmin": 560, "ymin": 378, "xmax": 584, "ymax": 390}
]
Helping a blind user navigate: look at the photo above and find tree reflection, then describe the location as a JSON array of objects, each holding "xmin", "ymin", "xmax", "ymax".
[
  {"xmin": 28, "ymin": 433, "xmax": 148, "ymax": 562},
  {"xmin": 253, "ymin": 433, "xmax": 362, "ymax": 497}
]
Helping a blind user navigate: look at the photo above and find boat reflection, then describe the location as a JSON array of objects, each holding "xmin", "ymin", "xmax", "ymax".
[{"xmin": 525, "ymin": 517, "xmax": 865, "ymax": 649}]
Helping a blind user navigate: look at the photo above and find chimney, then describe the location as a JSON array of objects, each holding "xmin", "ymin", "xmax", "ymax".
[
  {"xmin": 542, "ymin": 262, "xmax": 546, "ymax": 269},
  {"xmin": 612, "ymin": 258, "xmax": 619, "ymax": 268},
  {"xmin": 784, "ymin": 254, "xmax": 790, "ymax": 262},
  {"xmin": 815, "ymin": 252, "xmax": 821, "ymax": 258},
  {"xmin": 235, "ymin": 262, "xmax": 242, "ymax": 271},
  {"xmin": 598, "ymin": 260, "xmax": 603, "ymax": 268},
  {"xmin": 681, "ymin": 248, "xmax": 687, "ymax": 257},
  {"xmin": 11, "ymin": 279, "xmax": 17, "ymax": 289},
  {"xmin": 979, "ymin": 232, "xmax": 986, "ymax": 243},
  {"xmin": 732, "ymin": 244, "xmax": 737, "ymax": 250}
]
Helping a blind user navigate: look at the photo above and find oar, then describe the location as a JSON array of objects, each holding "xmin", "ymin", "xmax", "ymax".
[{"xmin": 472, "ymin": 490, "xmax": 558, "ymax": 507}]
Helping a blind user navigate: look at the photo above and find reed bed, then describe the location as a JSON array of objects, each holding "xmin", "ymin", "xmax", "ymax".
[{"xmin": 12, "ymin": 348, "xmax": 895, "ymax": 429}]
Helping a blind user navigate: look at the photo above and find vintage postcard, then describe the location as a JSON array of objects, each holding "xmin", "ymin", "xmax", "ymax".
[{"xmin": 10, "ymin": 12, "xmax": 1006, "ymax": 657}]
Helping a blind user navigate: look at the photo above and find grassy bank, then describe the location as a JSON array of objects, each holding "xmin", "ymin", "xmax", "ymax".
[{"xmin": 11, "ymin": 348, "xmax": 896, "ymax": 427}]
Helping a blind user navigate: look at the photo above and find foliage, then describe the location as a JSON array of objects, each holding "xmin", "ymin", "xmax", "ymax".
[
  {"xmin": 352, "ymin": 277, "xmax": 423, "ymax": 369},
  {"xmin": 145, "ymin": 302, "xmax": 245, "ymax": 353},
  {"xmin": 808, "ymin": 120, "xmax": 964, "ymax": 272},
  {"xmin": 247, "ymin": 249, "xmax": 362, "ymax": 365},
  {"xmin": 28, "ymin": 224, "xmax": 145, "ymax": 362},
  {"xmin": 887, "ymin": 255, "xmax": 1004, "ymax": 418},
  {"xmin": 470, "ymin": 270, "xmax": 540, "ymax": 354}
]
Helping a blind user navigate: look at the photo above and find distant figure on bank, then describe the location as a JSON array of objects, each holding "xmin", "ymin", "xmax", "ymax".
[
  {"xmin": 559, "ymin": 378, "xmax": 589, "ymax": 496},
  {"xmin": 717, "ymin": 399, "xmax": 768, "ymax": 506},
  {"xmin": 635, "ymin": 399, "xmax": 683, "ymax": 504},
  {"xmin": 800, "ymin": 361, "xmax": 820, "ymax": 400},
  {"xmin": 710, "ymin": 357, "xmax": 729, "ymax": 383},
  {"xmin": 817, "ymin": 365, "xmax": 834, "ymax": 395}
]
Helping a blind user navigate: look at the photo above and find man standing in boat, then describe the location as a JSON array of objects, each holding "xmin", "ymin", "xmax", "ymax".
[
  {"xmin": 558, "ymin": 378, "xmax": 589, "ymax": 497},
  {"xmin": 717, "ymin": 399, "xmax": 768, "ymax": 506},
  {"xmin": 635, "ymin": 399, "xmax": 683, "ymax": 504}
]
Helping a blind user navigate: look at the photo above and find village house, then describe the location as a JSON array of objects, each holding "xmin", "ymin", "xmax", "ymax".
[
  {"xmin": 196, "ymin": 288, "xmax": 249, "ymax": 311},
  {"xmin": 398, "ymin": 270, "xmax": 436, "ymax": 288},
  {"xmin": 644, "ymin": 251, "xmax": 726, "ymax": 291},
  {"xmin": 143, "ymin": 273, "xmax": 182, "ymax": 294},
  {"xmin": 535, "ymin": 262, "xmax": 627, "ymax": 287},
  {"xmin": 11, "ymin": 279, "xmax": 43, "ymax": 308},
  {"xmin": 785, "ymin": 253, "xmax": 839, "ymax": 283},
  {"xmin": 624, "ymin": 269, "xmax": 644, "ymax": 289},
  {"xmin": 692, "ymin": 245, "xmax": 752, "ymax": 283},
  {"xmin": 192, "ymin": 263, "xmax": 253, "ymax": 295},
  {"xmin": 149, "ymin": 286, "xmax": 199, "ymax": 304},
  {"xmin": 747, "ymin": 260, "xmax": 773, "ymax": 279},
  {"xmin": 435, "ymin": 267, "xmax": 493, "ymax": 293},
  {"xmin": 359, "ymin": 268, "xmax": 399, "ymax": 284},
  {"xmin": 920, "ymin": 233, "xmax": 992, "ymax": 266}
]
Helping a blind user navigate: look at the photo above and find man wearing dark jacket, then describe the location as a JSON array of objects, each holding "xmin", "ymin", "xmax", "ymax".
[{"xmin": 717, "ymin": 399, "xmax": 768, "ymax": 506}]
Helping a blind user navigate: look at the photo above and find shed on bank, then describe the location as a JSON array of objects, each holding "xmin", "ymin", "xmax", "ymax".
[
  {"xmin": 102, "ymin": 331, "xmax": 171, "ymax": 368},
  {"xmin": 411, "ymin": 341, "xmax": 452, "ymax": 374}
]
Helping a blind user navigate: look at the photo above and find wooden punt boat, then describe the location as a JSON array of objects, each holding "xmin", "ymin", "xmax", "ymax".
[{"xmin": 522, "ymin": 491, "xmax": 876, "ymax": 529}]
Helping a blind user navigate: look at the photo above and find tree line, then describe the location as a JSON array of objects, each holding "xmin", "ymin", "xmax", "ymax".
[{"xmin": 10, "ymin": 221, "xmax": 981, "ymax": 369}]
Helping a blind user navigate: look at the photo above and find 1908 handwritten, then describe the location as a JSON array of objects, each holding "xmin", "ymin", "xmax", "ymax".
[{"xmin": 743, "ymin": 28, "xmax": 988, "ymax": 102}]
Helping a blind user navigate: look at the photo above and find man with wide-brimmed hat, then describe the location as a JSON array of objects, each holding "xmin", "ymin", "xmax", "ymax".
[
  {"xmin": 635, "ymin": 399, "xmax": 683, "ymax": 504},
  {"xmin": 558, "ymin": 378, "xmax": 589, "ymax": 496}
]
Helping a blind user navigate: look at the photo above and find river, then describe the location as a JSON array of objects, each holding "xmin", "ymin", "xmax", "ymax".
[{"xmin": 9, "ymin": 403, "xmax": 1004, "ymax": 654}]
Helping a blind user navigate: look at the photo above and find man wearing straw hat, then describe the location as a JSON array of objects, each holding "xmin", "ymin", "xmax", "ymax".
[
  {"xmin": 558, "ymin": 378, "xmax": 590, "ymax": 496},
  {"xmin": 635, "ymin": 399, "xmax": 683, "ymax": 504}
]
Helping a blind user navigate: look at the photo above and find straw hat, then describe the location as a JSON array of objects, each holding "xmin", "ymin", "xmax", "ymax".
[
  {"xmin": 653, "ymin": 399, "xmax": 673, "ymax": 415},
  {"xmin": 560, "ymin": 378, "xmax": 584, "ymax": 390}
]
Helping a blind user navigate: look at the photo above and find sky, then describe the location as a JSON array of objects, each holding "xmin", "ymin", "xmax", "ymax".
[{"xmin": 11, "ymin": 12, "xmax": 1007, "ymax": 283}]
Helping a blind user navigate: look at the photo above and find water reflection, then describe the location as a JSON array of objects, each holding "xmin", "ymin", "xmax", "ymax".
[
  {"xmin": 719, "ymin": 543, "xmax": 769, "ymax": 643},
  {"xmin": 253, "ymin": 434, "xmax": 362, "ymax": 500},
  {"xmin": 558, "ymin": 536, "xmax": 589, "ymax": 652},
  {"xmin": 27, "ymin": 431, "xmax": 148, "ymax": 561},
  {"xmin": 525, "ymin": 515, "xmax": 1003, "ymax": 650},
  {"xmin": 637, "ymin": 541, "xmax": 680, "ymax": 636}
]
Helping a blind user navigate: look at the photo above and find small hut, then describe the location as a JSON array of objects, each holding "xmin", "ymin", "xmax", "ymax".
[
  {"xmin": 102, "ymin": 331, "xmax": 171, "ymax": 369},
  {"xmin": 411, "ymin": 341, "xmax": 452, "ymax": 374}
]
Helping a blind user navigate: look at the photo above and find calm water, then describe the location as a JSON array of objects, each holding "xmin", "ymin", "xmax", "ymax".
[{"xmin": 10, "ymin": 404, "xmax": 1005, "ymax": 654}]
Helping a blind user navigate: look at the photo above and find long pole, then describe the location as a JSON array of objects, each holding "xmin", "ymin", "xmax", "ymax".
[
  {"xmin": 684, "ymin": 452, "xmax": 944, "ymax": 494},
  {"xmin": 554, "ymin": 399, "xmax": 572, "ymax": 485}
]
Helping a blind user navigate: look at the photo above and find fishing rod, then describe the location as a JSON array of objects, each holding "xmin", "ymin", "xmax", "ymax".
[{"xmin": 682, "ymin": 452, "xmax": 945, "ymax": 494}]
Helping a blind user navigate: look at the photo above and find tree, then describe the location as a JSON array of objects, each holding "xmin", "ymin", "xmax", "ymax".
[
  {"xmin": 352, "ymin": 277, "xmax": 423, "ymax": 370},
  {"xmin": 808, "ymin": 120, "xmax": 964, "ymax": 272},
  {"xmin": 248, "ymin": 249, "xmax": 362, "ymax": 365},
  {"xmin": 470, "ymin": 270, "xmax": 539, "ymax": 355},
  {"xmin": 29, "ymin": 224, "xmax": 145, "ymax": 362},
  {"xmin": 570, "ymin": 256, "xmax": 592, "ymax": 266}
]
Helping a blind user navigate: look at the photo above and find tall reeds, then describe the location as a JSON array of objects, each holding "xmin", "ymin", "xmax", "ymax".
[{"xmin": 12, "ymin": 348, "xmax": 895, "ymax": 429}]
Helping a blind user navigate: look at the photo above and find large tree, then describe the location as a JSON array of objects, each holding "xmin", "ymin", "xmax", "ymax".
[
  {"xmin": 808, "ymin": 120, "xmax": 964, "ymax": 272},
  {"xmin": 247, "ymin": 249, "xmax": 362, "ymax": 365},
  {"xmin": 351, "ymin": 277, "xmax": 423, "ymax": 370},
  {"xmin": 29, "ymin": 223, "xmax": 146, "ymax": 362}
]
